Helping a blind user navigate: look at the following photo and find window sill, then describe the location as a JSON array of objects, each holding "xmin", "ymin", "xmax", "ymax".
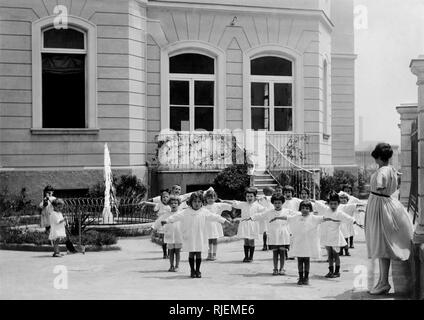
[
  {"xmin": 31, "ymin": 128, "xmax": 100, "ymax": 135},
  {"xmin": 323, "ymin": 133, "xmax": 331, "ymax": 141}
]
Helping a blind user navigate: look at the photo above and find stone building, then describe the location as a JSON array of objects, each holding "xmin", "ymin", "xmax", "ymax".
[{"xmin": 0, "ymin": 0, "xmax": 357, "ymax": 200}]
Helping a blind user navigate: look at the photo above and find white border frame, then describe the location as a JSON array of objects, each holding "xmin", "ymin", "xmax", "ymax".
[
  {"xmin": 243, "ymin": 44, "xmax": 304, "ymax": 133},
  {"xmin": 32, "ymin": 15, "xmax": 97, "ymax": 130},
  {"xmin": 160, "ymin": 40, "xmax": 226, "ymax": 130}
]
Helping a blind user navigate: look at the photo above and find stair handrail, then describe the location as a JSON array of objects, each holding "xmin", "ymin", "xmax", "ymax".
[{"xmin": 266, "ymin": 138, "xmax": 315, "ymax": 174}]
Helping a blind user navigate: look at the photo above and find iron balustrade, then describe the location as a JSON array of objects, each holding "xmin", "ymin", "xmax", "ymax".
[{"xmin": 61, "ymin": 197, "xmax": 157, "ymax": 226}]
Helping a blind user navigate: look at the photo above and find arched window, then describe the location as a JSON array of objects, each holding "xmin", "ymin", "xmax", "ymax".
[
  {"xmin": 41, "ymin": 27, "xmax": 86, "ymax": 128},
  {"xmin": 250, "ymin": 56, "xmax": 293, "ymax": 131},
  {"xmin": 169, "ymin": 53, "xmax": 215, "ymax": 131},
  {"xmin": 31, "ymin": 16, "xmax": 97, "ymax": 133}
]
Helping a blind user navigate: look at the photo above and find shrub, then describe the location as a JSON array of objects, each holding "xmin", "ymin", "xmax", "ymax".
[
  {"xmin": 319, "ymin": 170, "xmax": 358, "ymax": 200},
  {"xmin": 88, "ymin": 174, "xmax": 146, "ymax": 199},
  {"xmin": 0, "ymin": 187, "xmax": 38, "ymax": 218},
  {"xmin": 79, "ymin": 230, "xmax": 117, "ymax": 246},
  {"xmin": 213, "ymin": 164, "xmax": 251, "ymax": 201},
  {"xmin": 0, "ymin": 228, "xmax": 117, "ymax": 247}
]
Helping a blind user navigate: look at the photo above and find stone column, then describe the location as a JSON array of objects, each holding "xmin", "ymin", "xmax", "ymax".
[
  {"xmin": 396, "ymin": 104, "xmax": 418, "ymax": 207},
  {"xmin": 410, "ymin": 57, "xmax": 424, "ymax": 299},
  {"xmin": 410, "ymin": 58, "xmax": 424, "ymax": 242}
]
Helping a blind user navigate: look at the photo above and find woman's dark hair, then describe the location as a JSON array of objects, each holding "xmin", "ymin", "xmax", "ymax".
[
  {"xmin": 371, "ymin": 143, "xmax": 393, "ymax": 162},
  {"xmin": 187, "ymin": 191, "xmax": 204, "ymax": 207},
  {"xmin": 160, "ymin": 189, "xmax": 170, "ymax": 194},
  {"xmin": 327, "ymin": 191, "xmax": 340, "ymax": 204},
  {"xmin": 244, "ymin": 187, "xmax": 258, "ymax": 197},
  {"xmin": 299, "ymin": 200, "xmax": 313, "ymax": 212},
  {"xmin": 271, "ymin": 194, "xmax": 285, "ymax": 204}
]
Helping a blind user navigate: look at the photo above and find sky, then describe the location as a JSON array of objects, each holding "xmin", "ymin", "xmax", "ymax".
[{"xmin": 354, "ymin": 0, "xmax": 424, "ymax": 147}]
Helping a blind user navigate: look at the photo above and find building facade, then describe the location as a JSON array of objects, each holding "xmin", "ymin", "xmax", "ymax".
[{"xmin": 0, "ymin": 0, "xmax": 356, "ymax": 200}]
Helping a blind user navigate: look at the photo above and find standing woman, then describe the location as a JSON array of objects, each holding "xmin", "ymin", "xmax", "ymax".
[{"xmin": 365, "ymin": 143, "xmax": 414, "ymax": 295}]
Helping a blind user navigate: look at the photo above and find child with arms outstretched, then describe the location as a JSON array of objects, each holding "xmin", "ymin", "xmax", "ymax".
[
  {"xmin": 221, "ymin": 187, "xmax": 265, "ymax": 262},
  {"xmin": 243, "ymin": 194, "xmax": 294, "ymax": 275},
  {"xmin": 270, "ymin": 200, "xmax": 341, "ymax": 285},
  {"xmin": 162, "ymin": 191, "xmax": 232, "ymax": 278},
  {"xmin": 313, "ymin": 191, "xmax": 364, "ymax": 278},
  {"xmin": 163, "ymin": 195, "xmax": 183, "ymax": 272},
  {"xmin": 203, "ymin": 189, "xmax": 232, "ymax": 261}
]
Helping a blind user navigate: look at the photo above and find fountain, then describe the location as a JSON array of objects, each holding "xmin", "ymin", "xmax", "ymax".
[{"xmin": 102, "ymin": 143, "xmax": 115, "ymax": 224}]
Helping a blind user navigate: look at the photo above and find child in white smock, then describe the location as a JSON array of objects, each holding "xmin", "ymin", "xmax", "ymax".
[
  {"xmin": 203, "ymin": 188, "xmax": 232, "ymax": 261},
  {"xmin": 162, "ymin": 191, "xmax": 232, "ymax": 278}
]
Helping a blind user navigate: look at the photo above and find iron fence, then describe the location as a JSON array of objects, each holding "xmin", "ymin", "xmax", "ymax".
[{"xmin": 62, "ymin": 197, "xmax": 157, "ymax": 226}]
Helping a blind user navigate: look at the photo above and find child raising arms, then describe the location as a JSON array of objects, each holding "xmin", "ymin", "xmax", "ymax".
[
  {"xmin": 162, "ymin": 191, "xmax": 232, "ymax": 278},
  {"xmin": 149, "ymin": 190, "xmax": 172, "ymax": 259},
  {"xmin": 221, "ymin": 187, "xmax": 265, "ymax": 263},
  {"xmin": 203, "ymin": 189, "xmax": 232, "ymax": 261},
  {"xmin": 256, "ymin": 186, "xmax": 274, "ymax": 251},
  {"xmin": 163, "ymin": 196, "xmax": 183, "ymax": 272},
  {"xmin": 270, "ymin": 200, "xmax": 340, "ymax": 285},
  {"xmin": 243, "ymin": 194, "xmax": 294, "ymax": 275},
  {"xmin": 313, "ymin": 191, "xmax": 364, "ymax": 278}
]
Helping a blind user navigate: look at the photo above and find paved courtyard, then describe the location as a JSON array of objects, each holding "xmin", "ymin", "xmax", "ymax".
[{"xmin": 0, "ymin": 228, "xmax": 400, "ymax": 300}]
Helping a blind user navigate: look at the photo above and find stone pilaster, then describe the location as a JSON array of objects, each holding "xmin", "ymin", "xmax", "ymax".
[
  {"xmin": 410, "ymin": 58, "xmax": 424, "ymax": 244},
  {"xmin": 396, "ymin": 104, "xmax": 418, "ymax": 206}
]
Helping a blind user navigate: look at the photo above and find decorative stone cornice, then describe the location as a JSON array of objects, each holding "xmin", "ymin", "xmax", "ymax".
[
  {"xmin": 410, "ymin": 57, "xmax": 424, "ymax": 84},
  {"xmin": 396, "ymin": 103, "xmax": 418, "ymax": 116}
]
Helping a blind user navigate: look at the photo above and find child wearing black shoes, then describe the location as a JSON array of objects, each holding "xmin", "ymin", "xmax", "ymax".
[
  {"xmin": 162, "ymin": 191, "xmax": 232, "ymax": 278},
  {"xmin": 313, "ymin": 192, "xmax": 363, "ymax": 278},
  {"xmin": 270, "ymin": 201, "xmax": 339, "ymax": 285}
]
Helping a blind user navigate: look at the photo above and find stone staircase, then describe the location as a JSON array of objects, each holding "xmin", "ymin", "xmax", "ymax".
[{"xmin": 252, "ymin": 171, "xmax": 279, "ymax": 195}]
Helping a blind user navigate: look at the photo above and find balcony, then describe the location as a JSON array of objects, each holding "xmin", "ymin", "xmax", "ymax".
[{"xmin": 153, "ymin": 130, "xmax": 320, "ymax": 172}]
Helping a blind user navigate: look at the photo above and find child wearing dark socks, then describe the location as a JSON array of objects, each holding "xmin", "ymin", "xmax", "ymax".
[
  {"xmin": 188, "ymin": 252, "xmax": 202, "ymax": 278},
  {"xmin": 164, "ymin": 196, "xmax": 183, "ymax": 272},
  {"xmin": 149, "ymin": 190, "xmax": 171, "ymax": 259},
  {"xmin": 221, "ymin": 188, "xmax": 265, "ymax": 263},
  {"xmin": 297, "ymin": 257, "xmax": 310, "ymax": 285},
  {"xmin": 245, "ymin": 194, "xmax": 293, "ymax": 275},
  {"xmin": 326, "ymin": 246, "xmax": 341, "ymax": 278},
  {"xmin": 270, "ymin": 200, "xmax": 339, "ymax": 285},
  {"xmin": 313, "ymin": 191, "xmax": 363, "ymax": 279},
  {"xmin": 162, "ymin": 191, "xmax": 232, "ymax": 278}
]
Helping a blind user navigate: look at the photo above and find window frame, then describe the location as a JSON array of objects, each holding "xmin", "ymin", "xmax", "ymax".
[
  {"xmin": 160, "ymin": 41, "xmax": 226, "ymax": 131},
  {"xmin": 169, "ymin": 64, "xmax": 216, "ymax": 132},
  {"xmin": 31, "ymin": 16, "xmax": 98, "ymax": 134},
  {"xmin": 242, "ymin": 45, "xmax": 304, "ymax": 133},
  {"xmin": 250, "ymin": 56, "xmax": 294, "ymax": 132}
]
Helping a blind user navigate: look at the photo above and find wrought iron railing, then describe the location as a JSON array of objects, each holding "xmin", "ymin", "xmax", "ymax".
[
  {"xmin": 62, "ymin": 197, "xmax": 157, "ymax": 226},
  {"xmin": 266, "ymin": 138, "xmax": 320, "ymax": 199},
  {"xmin": 155, "ymin": 131, "xmax": 319, "ymax": 171},
  {"xmin": 155, "ymin": 131, "xmax": 247, "ymax": 171}
]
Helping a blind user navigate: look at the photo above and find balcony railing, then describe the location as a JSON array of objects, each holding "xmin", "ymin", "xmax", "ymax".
[{"xmin": 154, "ymin": 131, "xmax": 320, "ymax": 171}]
